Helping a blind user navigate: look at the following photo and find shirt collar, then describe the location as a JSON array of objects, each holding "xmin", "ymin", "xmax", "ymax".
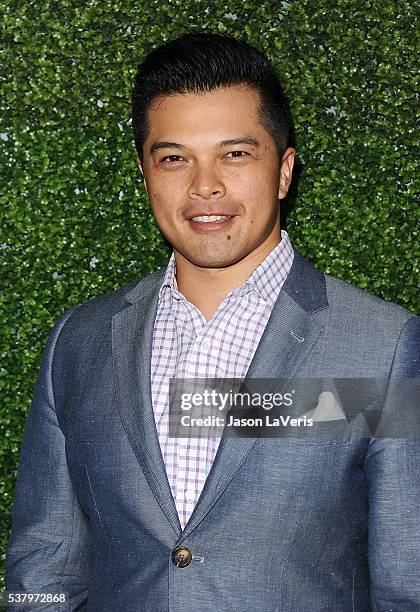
[
  {"xmin": 159, "ymin": 229, "xmax": 294, "ymax": 308},
  {"xmin": 242, "ymin": 229, "xmax": 294, "ymax": 306}
]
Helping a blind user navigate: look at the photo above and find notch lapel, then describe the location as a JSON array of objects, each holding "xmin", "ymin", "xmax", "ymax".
[
  {"xmin": 112, "ymin": 251, "xmax": 329, "ymax": 541},
  {"xmin": 112, "ymin": 268, "xmax": 182, "ymax": 535}
]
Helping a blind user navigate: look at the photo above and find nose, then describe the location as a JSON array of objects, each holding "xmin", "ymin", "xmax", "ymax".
[{"xmin": 188, "ymin": 161, "xmax": 226, "ymax": 199}]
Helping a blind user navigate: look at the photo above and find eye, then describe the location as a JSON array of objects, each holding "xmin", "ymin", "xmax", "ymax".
[
  {"xmin": 225, "ymin": 151, "xmax": 250, "ymax": 159},
  {"xmin": 160, "ymin": 155, "xmax": 184, "ymax": 163}
]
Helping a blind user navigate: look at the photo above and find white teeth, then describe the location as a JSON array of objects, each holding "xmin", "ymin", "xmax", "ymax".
[{"xmin": 191, "ymin": 215, "xmax": 231, "ymax": 223}]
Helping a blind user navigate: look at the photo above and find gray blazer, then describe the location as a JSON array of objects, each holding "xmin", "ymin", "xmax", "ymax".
[{"xmin": 6, "ymin": 250, "xmax": 420, "ymax": 611}]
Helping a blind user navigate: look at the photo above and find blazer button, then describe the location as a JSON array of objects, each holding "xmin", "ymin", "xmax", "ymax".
[{"xmin": 172, "ymin": 546, "xmax": 192, "ymax": 568}]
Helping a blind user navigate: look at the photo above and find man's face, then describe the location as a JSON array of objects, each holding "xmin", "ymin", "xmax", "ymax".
[{"xmin": 138, "ymin": 84, "xmax": 295, "ymax": 268}]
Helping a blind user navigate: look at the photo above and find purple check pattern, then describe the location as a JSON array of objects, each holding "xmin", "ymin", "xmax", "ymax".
[{"xmin": 150, "ymin": 230, "xmax": 294, "ymax": 529}]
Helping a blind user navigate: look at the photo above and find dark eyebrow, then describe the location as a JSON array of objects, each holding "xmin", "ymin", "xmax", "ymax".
[
  {"xmin": 149, "ymin": 137, "xmax": 261, "ymax": 155},
  {"xmin": 216, "ymin": 137, "xmax": 261, "ymax": 148},
  {"xmin": 149, "ymin": 141, "xmax": 187, "ymax": 154}
]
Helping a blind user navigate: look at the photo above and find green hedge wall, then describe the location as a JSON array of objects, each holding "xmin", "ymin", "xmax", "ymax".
[{"xmin": 1, "ymin": 0, "xmax": 418, "ymax": 588}]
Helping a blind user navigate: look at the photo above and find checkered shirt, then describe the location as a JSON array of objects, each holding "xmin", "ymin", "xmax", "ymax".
[{"xmin": 150, "ymin": 230, "xmax": 294, "ymax": 528}]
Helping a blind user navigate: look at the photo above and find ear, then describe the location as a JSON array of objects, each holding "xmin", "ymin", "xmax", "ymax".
[
  {"xmin": 278, "ymin": 147, "xmax": 295, "ymax": 200},
  {"xmin": 136, "ymin": 156, "xmax": 149, "ymax": 197}
]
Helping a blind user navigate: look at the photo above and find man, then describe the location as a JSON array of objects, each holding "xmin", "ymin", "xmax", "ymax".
[{"xmin": 6, "ymin": 32, "xmax": 420, "ymax": 611}]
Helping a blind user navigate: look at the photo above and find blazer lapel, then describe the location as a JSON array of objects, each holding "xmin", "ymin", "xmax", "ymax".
[
  {"xmin": 112, "ymin": 250, "xmax": 329, "ymax": 541},
  {"xmin": 179, "ymin": 250, "xmax": 328, "ymax": 541},
  {"xmin": 112, "ymin": 268, "xmax": 182, "ymax": 535}
]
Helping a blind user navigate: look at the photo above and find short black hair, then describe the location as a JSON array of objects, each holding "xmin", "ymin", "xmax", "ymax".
[{"xmin": 132, "ymin": 32, "xmax": 293, "ymax": 163}]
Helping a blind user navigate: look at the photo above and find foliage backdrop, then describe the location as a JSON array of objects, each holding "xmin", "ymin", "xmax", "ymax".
[{"xmin": 1, "ymin": 0, "xmax": 418, "ymax": 586}]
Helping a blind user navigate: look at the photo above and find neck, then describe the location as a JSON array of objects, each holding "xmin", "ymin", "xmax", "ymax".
[{"xmin": 174, "ymin": 220, "xmax": 282, "ymax": 321}]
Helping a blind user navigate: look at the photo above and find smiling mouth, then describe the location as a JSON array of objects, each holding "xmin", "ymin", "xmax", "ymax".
[
  {"xmin": 188, "ymin": 214, "xmax": 235, "ymax": 232},
  {"xmin": 190, "ymin": 214, "xmax": 232, "ymax": 223}
]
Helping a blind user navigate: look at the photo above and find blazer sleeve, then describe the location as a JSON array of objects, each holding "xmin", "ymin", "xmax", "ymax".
[
  {"xmin": 365, "ymin": 315, "xmax": 420, "ymax": 610},
  {"xmin": 5, "ymin": 305, "xmax": 91, "ymax": 611}
]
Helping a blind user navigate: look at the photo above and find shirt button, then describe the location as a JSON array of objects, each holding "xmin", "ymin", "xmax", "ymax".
[
  {"xmin": 172, "ymin": 546, "xmax": 193, "ymax": 568},
  {"xmin": 185, "ymin": 489, "xmax": 196, "ymax": 502},
  {"xmin": 201, "ymin": 339, "xmax": 210, "ymax": 350}
]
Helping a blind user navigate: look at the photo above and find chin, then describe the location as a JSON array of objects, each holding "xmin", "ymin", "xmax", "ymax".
[{"xmin": 185, "ymin": 251, "xmax": 247, "ymax": 269}]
